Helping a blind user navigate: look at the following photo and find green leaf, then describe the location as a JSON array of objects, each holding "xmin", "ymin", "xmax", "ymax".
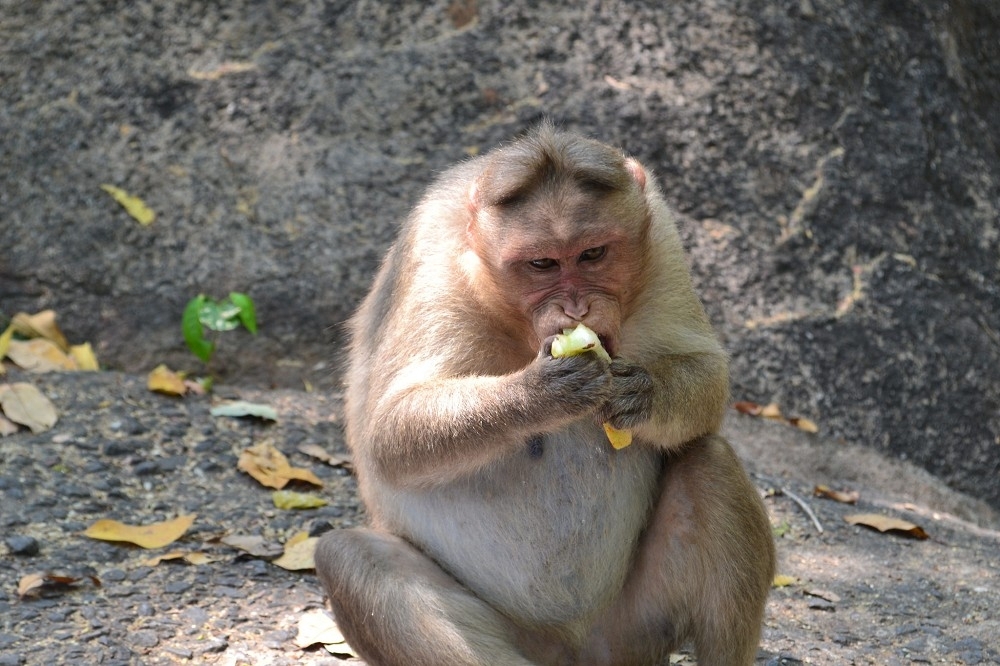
[
  {"xmin": 198, "ymin": 300, "xmax": 241, "ymax": 332},
  {"xmin": 228, "ymin": 292, "xmax": 258, "ymax": 334},
  {"xmin": 182, "ymin": 296, "xmax": 214, "ymax": 363}
]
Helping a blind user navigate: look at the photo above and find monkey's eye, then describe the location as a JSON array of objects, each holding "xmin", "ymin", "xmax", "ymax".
[
  {"xmin": 579, "ymin": 246, "xmax": 607, "ymax": 262},
  {"xmin": 528, "ymin": 258, "xmax": 558, "ymax": 270}
]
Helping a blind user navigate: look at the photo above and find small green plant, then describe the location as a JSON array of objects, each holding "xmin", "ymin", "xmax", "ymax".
[{"xmin": 182, "ymin": 292, "xmax": 257, "ymax": 367}]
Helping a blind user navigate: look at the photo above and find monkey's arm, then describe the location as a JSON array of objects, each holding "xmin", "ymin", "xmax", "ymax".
[
  {"xmin": 602, "ymin": 348, "xmax": 729, "ymax": 452},
  {"xmin": 362, "ymin": 351, "xmax": 610, "ymax": 486}
]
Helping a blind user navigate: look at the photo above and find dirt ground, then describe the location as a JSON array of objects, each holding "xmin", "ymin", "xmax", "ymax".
[{"xmin": 1, "ymin": 369, "xmax": 997, "ymax": 665}]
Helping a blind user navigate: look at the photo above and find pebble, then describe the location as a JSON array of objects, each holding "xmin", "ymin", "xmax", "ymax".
[
  {"xmin": 129, "ymin": 630, "xmax": 159, "ymax": 648},
  {"xmin": 5, "ymin": 536, "xmax": 39, "ymax": 556},
  {"xmin": 164, "ymin": 579, "xmax": 193, "ymax": 594}
]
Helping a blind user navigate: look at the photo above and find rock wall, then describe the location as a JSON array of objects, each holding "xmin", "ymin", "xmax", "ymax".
[{"xmin": 2, "ymin": 0, "xmax": 997, "ymax": 506}]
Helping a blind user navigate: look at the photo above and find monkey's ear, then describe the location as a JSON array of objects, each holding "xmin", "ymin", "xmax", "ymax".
[{"xmin": 624, "ymin": 157, "xmax": 647, "ymax": 192}]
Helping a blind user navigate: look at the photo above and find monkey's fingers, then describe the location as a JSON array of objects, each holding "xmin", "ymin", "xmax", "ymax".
[{"xmin": 551, "ymin": 324, "xmax": 631, "ymax": 448}]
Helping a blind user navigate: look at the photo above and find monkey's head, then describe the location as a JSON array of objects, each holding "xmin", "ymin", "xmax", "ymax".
[{"xmin": 464, "ymin": 126, "xmax": 652, "ymax": 357}]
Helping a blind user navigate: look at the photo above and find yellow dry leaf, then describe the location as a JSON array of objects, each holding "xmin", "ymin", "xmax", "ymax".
[
  {"xmin": 238, "ymin": 441, "xmax": 323, "ymax": 489},
  {"xmin": 773, "ymin": 574, "xmax": 798, "ymax": 587},
  {"xmin": 0, "ymin": 325, "xmax": 12, "ymax": 374},
  {"xmin": 141, "ymin": 550, "xmax": 214, "ymax": 566},
  {"xmin": 70, "ymin": 343, "xmax": 99, "ymax": 371},
  {"xmin": 100, "ymin": 184, "xmax": 156, "ymax": 225},
  {"xmin": 285, "ymin": 530, "xmax": 311, "ymax": 548},
  {"xmin": 844, "ymin": 513, "xmax": 929, "ymax": 540},
  {"xmin": 147, "ymin": 364, "xmax": 187, "ymax": 396},
  {"xmin": 17, "ymin": 572, "xmax": 98, "ymax": 598},
  {"xmin": 11, "ymin": 311, "xmax": 70, "ymax": 351},
  {"xmin": 0, "ymin": 383, "xmax": 58, "ymax": 433},
  {"xmin": 273, "ymin": 490, "xmax": 329, "ymax": 510},
  {"xmin": 273, "ymin": 536, "xmax": 318, "ymax": 571},
  {"xmin": 84, "ymin": 514, "xmax": 196, "ymax": 549},
  {"xmin": 6, "ymin": 339, "xmax": 77, "ymax": 372}
]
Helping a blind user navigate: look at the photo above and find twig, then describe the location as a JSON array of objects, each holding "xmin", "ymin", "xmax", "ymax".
[{"xmin": 782, "ymin": 487, "xmax": 824, "ymax": 534}]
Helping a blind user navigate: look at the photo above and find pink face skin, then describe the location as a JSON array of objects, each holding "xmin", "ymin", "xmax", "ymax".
[
  {"xmin": 500, "ymin": 233, "xmax": 627, "ymax": 357},
  {"xmin": 467, "ymin": 156, "xmax": 650, "ymax": 359}
]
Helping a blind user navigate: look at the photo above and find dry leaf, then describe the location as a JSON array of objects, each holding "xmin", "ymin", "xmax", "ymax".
[
  {"xmin": 733, "ymin": 400, "xmax": 763, "ymax": 416},
  {"xmin": 0, "ymin": 413, "xmax": 19, "ymax": 436},
  {"xmin": 84, "ymin": 514, "xmax": 197, "ymax": 549},
  {"xmin": 147, "ymin": 364, "xmax": 187, "ymax": 396},
  {"xmin": 803, "ymin": 587, "xmax": 841, "ymax": 603},
  {"xmin": 187, "ymin": 61, "xmax": 257, "ymax": 80},
  {"xmin": 70, "ymin": 343, "xmax": 99, "ymax": 371},
  {"xmin": 140, "ymin": 550, "xmax": 214, "ymax": 566},
  {"xmin": 285, "ymin": 530, "xmax": 311, "ymax": 548},
  {"xmin": 0, "ymin": 383, "xmax": 58, "ymax": 433},
  {"xmin": 735, "ymin": 400, "xmax": 819, "ymax": 433},
  {"xmin": 100, "ymin": 184, "xmax": 156, "ymax": 225},
  {"xmin": 273, "ymin": 535, "xmax": 318, "ymax": 571},
  {"xmin": 11, "ymin": 310, "xmax": 70, "ymax": 351},
  {"xmin": 298, "ymin": 444, "xmax": 354, "ymax": 470},
  {"xmin": 0, "ymin": 324, "xmax": 14, "ymax": 359},
  {"xmin": 814, "ymin": 485, "xmax": 859, "ymax": 504},
  {"xmin": 789, "ymin": 417, "xmax": 819, "ymax": 433},
  {"xmin": 6, "ymin": 339, "xmax": 77, "ymax": 372},
  {"xmin": 220, "ymin": 534, "xmax": 283, "ymax": 558},
  {"xmin": 844, "ymin": 513, "xmax": 929, "ymax": 540},
  {"xmin": 273, "ymin": 490, "xmax": 329, "ymax": 510},
  {"xmin": 295, "ymin": 608, "xmax": 357, "ymax": 657},
  {"xmin": 16, "ymin": 573, "xmax": 46, "ymax": 598},
  {"xmin": 773, "ymin": 574, "xmax": 798, "ymax": 587},
  {"xmin": 760, "ymin": 402, "xmax": 783, "ymax": 419},
  {"xmin": 18, "ymin": 572, "xmax": 100, "ymax": 598},
  {"xmin": 238, "ymin": 441, "xmax": 323, "ymax": 489}
]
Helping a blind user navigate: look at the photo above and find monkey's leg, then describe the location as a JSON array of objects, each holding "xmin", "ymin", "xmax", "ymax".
[
  {"xmin": 582, "ymin": 435, "xmax": 775, "ymax": 666},
  {"xmin": 315, "ymin": 528, "xmax": 536, "ymax": 666}
]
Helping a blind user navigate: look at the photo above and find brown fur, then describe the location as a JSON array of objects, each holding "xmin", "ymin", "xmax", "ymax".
[{"xmin": 316, "ymin": 124, "xmax": 775, "ymax": 665}]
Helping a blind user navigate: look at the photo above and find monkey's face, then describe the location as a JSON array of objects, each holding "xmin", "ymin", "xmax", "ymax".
[{"xmin": 472, "ymin": 185, "xmax": 648, "ymax": 358}]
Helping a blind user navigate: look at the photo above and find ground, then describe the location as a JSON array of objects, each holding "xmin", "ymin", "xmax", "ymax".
[{"xmin": 1, "ymin": 370, "xmax": 997, "ymax": 665}]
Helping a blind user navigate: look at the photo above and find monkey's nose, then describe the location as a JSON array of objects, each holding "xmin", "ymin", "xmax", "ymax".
[{"xmin": 563, "ymin": 303, "xmax": 589, "ymax": 320}]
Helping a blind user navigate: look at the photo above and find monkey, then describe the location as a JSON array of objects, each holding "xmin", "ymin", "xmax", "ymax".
[{"xmin": 315, "ymin": 124, "xmax": 775, "ymax": 666}]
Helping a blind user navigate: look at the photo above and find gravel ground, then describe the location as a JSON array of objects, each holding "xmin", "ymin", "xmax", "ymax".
[{"xmin": 1, "ymin": 369, "xmax": 998, "ymax": 665}]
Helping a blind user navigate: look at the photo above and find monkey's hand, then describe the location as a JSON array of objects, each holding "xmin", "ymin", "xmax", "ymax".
[
  {"xmin": 530, "ymin": 338, "xmax": 612, "ymax": 418},
  {"xmin": 600, "ymin": 359, "xmax": 655, "ymax": 431}
]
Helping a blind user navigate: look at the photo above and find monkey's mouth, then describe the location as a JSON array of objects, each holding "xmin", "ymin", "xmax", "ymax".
[{"xmin": 597, "ymin": 333, "xmax": 617, "ymax": 359}]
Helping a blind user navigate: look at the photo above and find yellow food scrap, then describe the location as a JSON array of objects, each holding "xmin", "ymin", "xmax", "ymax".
[
  {"xmin": 550, "ymin": 323, "xmax": 632, "ymax": 449},
  {"xmin": 602, "ymin": 422, "xmax": 633, "ymax": 450}
]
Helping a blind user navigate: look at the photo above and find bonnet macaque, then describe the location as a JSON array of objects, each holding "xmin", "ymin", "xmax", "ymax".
[{"xmin": 316, "ymin": 124, "xmax": 775, "ymax": 665}]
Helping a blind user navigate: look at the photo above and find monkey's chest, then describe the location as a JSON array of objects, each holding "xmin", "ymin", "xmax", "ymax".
[{"xmin": 383, "ymin": 425, "xmax": 662, "ymax": 626}]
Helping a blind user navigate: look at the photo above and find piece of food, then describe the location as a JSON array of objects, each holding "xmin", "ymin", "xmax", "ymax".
[{"xmin": 550, "ymin": 323, "xmax": 633, "ymax": 449}]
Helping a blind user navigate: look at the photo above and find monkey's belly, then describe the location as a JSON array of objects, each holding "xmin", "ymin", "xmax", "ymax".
[{"xmin": 377, "ymin": 425, "xmax": 662, "ymax": 626}]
